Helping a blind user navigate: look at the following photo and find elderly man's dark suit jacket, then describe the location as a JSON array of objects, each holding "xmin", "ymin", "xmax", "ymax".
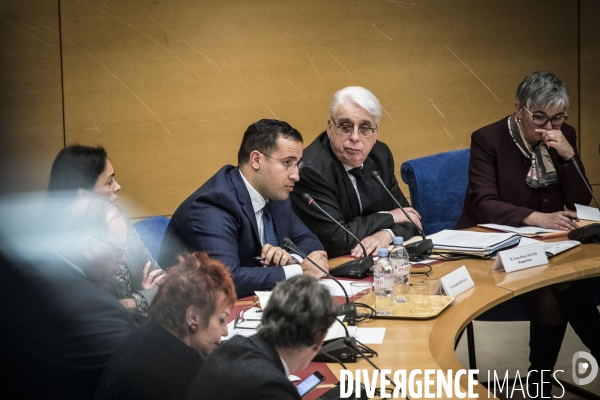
[
  {"xmin": 456, "ymin": 117, "xmax": 592, "ymax": 228},
  {"xmin": 291, "ymin": 131, "xmax": 417, "ymax": 257},
  {"xmin": 158, "ymin": 165, "xmax": 323, "ymax": 298},
  {"xmin": 185, "ymin": 334, "xmax": 301, "ymax": 400}
]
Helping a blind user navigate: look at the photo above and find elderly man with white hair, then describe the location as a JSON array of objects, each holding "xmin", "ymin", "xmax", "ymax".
[{"xmin": 291, "ymin": 86, "xmax": 421, "ymax": 258}]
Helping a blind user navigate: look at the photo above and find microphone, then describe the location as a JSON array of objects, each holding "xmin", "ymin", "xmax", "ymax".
[
  {"xmin": 301, "ymin": 193, "xmax": 373, "ymax": 278},
  {"xmin": 567, "ymin": 158, "xmax": 600, "ymax": 243},
  {"xmin": 370, "ymin": 170, "xmax": 433, "ymax": 261},
  {"xmin": 284, "ymin": 238, "xmax": 357, "ymax": 326},
  {"xmin": 313, "ymin": 319, "xmax": 358, "ymax": 364},
  {"xmin": 316, "ymin": 350, "xmax": 368, "ymax": 400},
  {"xmin": 343, "ymin": 338, "xmax": 396, "ymax": 397}
]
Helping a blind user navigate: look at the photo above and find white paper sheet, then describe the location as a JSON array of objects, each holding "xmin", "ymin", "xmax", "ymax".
[
  {"xmin": 352, "ymin": 327, "xmax": 386, "ymax": 344},
  {"xmin": 576, "ymin": 204, "xmax": 600, "ymax": 222},
  {"xmin": 427, "ymin": 230, "xmax": 517, "ymax": 250},
  {"xmin": 324, "ymin": 318, "xmax": 386, "ymax": 345},
  {"xmin": 478, "ymin": 223, "xmax": 560, "ymax": 235},
  {"xmin": 319, "ymin": 279, "xmax": 355, "ymax": 298},
  {"xmin": 254, "ymin": 291, "xmax": 272, "ymax": 309}
]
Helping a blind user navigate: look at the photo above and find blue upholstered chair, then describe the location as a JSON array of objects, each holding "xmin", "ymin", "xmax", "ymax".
[
  {"xmin": 133, "ymin": 216, "xmax": 170, "ymax": 261},
  {"xmin": 401, "ymin": 149, "xmax": 600, "ymax": 396},
  {"xmin": 400, "ymin": 149, "xmax": 529, "ymax": 371},
  {"xmin": 400, "ymin": 149, "xmax": 470, "ymax": 235}
]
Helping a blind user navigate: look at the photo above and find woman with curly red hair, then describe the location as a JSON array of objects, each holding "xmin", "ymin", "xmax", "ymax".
[{"xmin": 96, "ymin": 252, "xmax": 236, "ymax": 400}]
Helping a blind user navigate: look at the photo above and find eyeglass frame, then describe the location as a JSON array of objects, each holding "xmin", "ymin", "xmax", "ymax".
[
  {"xmin": 258, "ymin": 151, "xmax": 304, "ymax": 172},
  {"xmin": 522, "ymin": 106, "xmax": 568, "ymax": 127},
  {"xmin": 331, "ymin": 118, "xmax": 378, "ymax": 138},
  {"xmin": 233, "ymin": 308, "xmax": 262, "ymax": 330},
  {"xmin": 96, "ymin": 238, "xmax": 127, "ymax": 257}
]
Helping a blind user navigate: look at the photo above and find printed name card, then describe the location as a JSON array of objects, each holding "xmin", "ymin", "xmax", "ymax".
[
  {"xmin": 436, "ymin": 265, "xmax": 475, "ymax": 297},
  {"xmin": 493, "ymin": 243, "xmax": 548, "ymax": 273}
]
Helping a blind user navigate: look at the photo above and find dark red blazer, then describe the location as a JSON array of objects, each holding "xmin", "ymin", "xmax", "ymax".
[{"xmin": 456, "ymin": 117, "xmax": 592, "ymax": 229}]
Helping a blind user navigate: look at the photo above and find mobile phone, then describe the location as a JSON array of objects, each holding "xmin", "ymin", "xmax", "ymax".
[{"xmin": 296, "ymin": 371, "xmax": 326, "ymax": 397}]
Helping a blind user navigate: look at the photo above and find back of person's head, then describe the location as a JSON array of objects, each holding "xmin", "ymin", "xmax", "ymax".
[
  {"xmin": 515, "ymin": 71, "xmax": 570, "ymax": 110},
  {"xmin": 149, "ymin": 252, "xmax": 236, "ymax": 337},
  {"xmin": 48, "ymin": 144, "xmax": 107, "ymax": 194},
  {"xmin": 50, "ymin": 194, "xmax": 127, "ymax": 285},
  {"xmin": 237, "ymin": 119, "xmax": 303, "ymax": 166},
  {"xmin": 329, "ymin": 86, "xmax": 382, "ymax": 123},
  {"xmin": 52, "ymin": 194, "xmax": 120, "ymax": 250},
  {"xmin": 258, "ymin": 275, "xmax": 337, "ymax": 349}
]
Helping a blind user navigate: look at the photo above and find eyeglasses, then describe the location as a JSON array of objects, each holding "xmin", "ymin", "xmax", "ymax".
[
  {"xmin": 233, "ymin": 308, "xmax": 262, "ymax": 330},
  {"xmin": 97, "ymin": 238, "xmax": 127, "ymax": 257},
  {"xmin": 259, "ymin": 151, "xmax": 304, "ymax": 172},
  {"xmin": 331, "ymin": 118, "xmax": 377, "ymax": 138},
  {"xmin": 522, "ymin": 106, "xmax": 568, "ymax": 127}
]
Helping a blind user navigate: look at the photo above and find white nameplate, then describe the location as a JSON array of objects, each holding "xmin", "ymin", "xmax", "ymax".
[
  {"xmin": 438, "ymin": 265, "xmax": 475, "ymax": 297},
  {"xmin": 493, "ymin": 243, "xmax": 548, "ymax": 273}
]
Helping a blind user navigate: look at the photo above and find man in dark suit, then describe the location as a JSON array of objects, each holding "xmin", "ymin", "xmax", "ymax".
[
  {"xmin": 0, "ymin": 195, "xmax": 138, "ymax": 399},
  {"xmin": 159, "ymin": 119, "xmax": 328, "ymax": 298},
  {"xmin": 186, "ymin": 274, "xmax": 338, "ymax": 400},
  {"xmin": 291, "ymin": 86, "xmax": 421, "ymax": 258}
]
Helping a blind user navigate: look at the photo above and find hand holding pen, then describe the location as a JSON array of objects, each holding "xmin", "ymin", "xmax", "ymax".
[{"xmin": 254, "ymin": 244, "xmax": 295, "ymax": 266}]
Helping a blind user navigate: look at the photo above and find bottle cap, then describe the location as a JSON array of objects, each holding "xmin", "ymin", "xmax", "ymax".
[
  {"xmin": 393, "ymin": 236, "xmax": 404, "ymax": 245},
  {"xmin": 377, "ymin": 248, "xmax": 388, "ymax": 257}
]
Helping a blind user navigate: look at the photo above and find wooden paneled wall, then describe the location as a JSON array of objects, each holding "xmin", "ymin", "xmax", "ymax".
[{"xmin": 1, "ymin": 0, "xmax": 597, "ymax": 217}]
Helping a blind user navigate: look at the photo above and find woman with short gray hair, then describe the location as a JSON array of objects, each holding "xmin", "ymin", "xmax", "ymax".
[{"xmin": 457, "ymin": 71, "xmax": 599, "ymax": 396}]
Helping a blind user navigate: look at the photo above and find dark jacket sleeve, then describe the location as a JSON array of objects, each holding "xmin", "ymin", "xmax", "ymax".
[
  {"xmin": 293, "ymin": 139, "xmax": 415, "ymax": 257},
  {"xmin": 284, "ymin": 202, "xmax": 325, "ymax": 256},
  {"xmin": 463, "ymin": 129, "xmax": 536, "ymax": 226},
  {"xmin": 380, "ymin": 143, "xmax": 416, "ymax": 239},
  {"xmin": 458, "ymin": 121, "xmax": 592, "ymax": 228},
  {"xmin": 176, "ymin": 195, "xmax": 286, "ymax": 298},
  {"xmin": 292, "ymin": 163, "xmax": 395, "ymax": 257},
  {"xmin": 555, "ymin": 127, "xmax": 593, "ymax": 209}
]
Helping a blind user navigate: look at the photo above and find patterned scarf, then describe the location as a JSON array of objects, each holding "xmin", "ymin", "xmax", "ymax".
[{"xmin": 507, "ymin": 114, "xmax": 558, "ymax": 188}]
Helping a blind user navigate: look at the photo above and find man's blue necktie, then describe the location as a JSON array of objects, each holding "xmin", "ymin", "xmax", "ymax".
[{"xmin": 262, "ymin": 202, "xmax": 279, "ymax": 246}]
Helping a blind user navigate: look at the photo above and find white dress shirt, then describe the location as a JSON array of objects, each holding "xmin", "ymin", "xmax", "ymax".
[{"xmin": 239, "ymin": 170, "xmax": 302, "ymax": 279}]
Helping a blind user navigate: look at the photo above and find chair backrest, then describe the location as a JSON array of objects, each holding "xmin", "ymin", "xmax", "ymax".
[
  {"xmin": 400, "ymin": 149, "xmax": 470, "ymax": 236},
  {"xmin": 133, "ymin": 216, "xmax": 170, "ymax": 261}
]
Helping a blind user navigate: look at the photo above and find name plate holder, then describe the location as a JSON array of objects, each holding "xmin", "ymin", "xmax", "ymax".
[
  {"xmin": 493, "ymin": 243, "xmax": 548, "ymax": 273},
  {"xmin": 433, "ymin": 265, "xmax": 475, "ymax": 297}
]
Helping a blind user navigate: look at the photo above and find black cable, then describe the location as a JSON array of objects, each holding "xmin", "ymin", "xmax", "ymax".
[
  {"xmin": 354, "ymin": 302, "xmax": 376, "ymax": 321},
  {"xmin": 570, "ymin": 157, "xmax": 600, "ymax": 209},
  {"xmin": 410, "ymin": 264, "xmax": 432, "ymax": 276},
  {"xmin": 354, "ymin": 339, "xmax": 378, "ymax": 359}
]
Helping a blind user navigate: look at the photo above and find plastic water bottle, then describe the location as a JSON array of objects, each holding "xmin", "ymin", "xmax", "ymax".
[
  {"xmin": 374, "ymin": 248, "xmax": 394, "ymax": 315},
  {"xmin": 390, "ymin": 236, "xmax": 411, "ymax": 303}
]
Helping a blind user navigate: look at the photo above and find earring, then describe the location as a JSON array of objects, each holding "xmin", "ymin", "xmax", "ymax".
[{"xmin": 189, "ymin": 324, "xmax": 198, "ymax": 333}]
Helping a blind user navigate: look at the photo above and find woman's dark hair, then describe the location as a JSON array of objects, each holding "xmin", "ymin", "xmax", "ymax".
[
  {"xmin": 148, "ymin": 252, "xmax": 237, "ymax": 338},
  {"xmin": 47, "ymin": 144, "xmax": 108, "ymax": 194}
]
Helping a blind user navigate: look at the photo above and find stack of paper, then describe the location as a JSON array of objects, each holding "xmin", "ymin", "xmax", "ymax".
[
  {"xmin": 478, "ymin": 223, "xmax": 561, "ymax": 236},
  {"xmin": 427, "ymin": 230, "xmax": 521, "ymax": 258}
]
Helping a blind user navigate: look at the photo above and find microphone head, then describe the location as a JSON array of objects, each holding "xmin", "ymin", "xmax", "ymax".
[
  {"xmin": 370, "ymin": 170, "xmax": 381, "ymax": 180},
  {"xmin": 302, "ymin": 193, "xmax": 313, "ymax": 204},
  {"xmin": 283, "ymin": 237, "xmax": 293, "ymax": 248}
]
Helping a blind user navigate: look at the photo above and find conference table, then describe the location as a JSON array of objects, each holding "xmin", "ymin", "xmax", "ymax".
[{"xmin": 322, "ymin": 228, "xmax": 600, "ymax": 399}]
